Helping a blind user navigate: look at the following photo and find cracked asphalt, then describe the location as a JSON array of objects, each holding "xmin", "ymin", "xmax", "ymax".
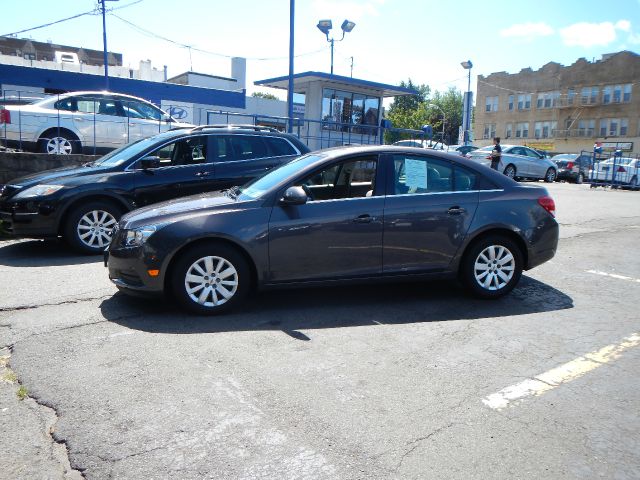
[{"xmin": 1, "ymin": 182, "xmax": 639, "ymax": 479}]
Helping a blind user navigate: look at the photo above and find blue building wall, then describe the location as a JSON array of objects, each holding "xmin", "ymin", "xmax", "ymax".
[{"xmin": 0, "ymin": 64, "xmax": 245, "ymax": 109}]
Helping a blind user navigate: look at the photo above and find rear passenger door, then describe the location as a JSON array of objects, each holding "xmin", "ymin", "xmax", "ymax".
[{"xmin": 382, "ymin": 154, "xmax": 479, "ymax": 273}]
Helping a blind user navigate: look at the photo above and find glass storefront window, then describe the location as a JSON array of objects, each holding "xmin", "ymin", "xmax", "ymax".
[{"xmin": 321, "ymin": 89, "xmax": 380, "ymax": 128}]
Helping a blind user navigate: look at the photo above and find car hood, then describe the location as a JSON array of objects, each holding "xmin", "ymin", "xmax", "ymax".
[
  {"xmin": 5, "ymin": 163, "xmax": 115, "ymax": 190},
  {"xmin": 120, "ymin": 191, "xmax": 256, "ymax": 229}
]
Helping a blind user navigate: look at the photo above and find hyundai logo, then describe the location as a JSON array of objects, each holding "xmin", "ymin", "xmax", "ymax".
[{"xmin": 168, "ymin": 106, "xmax": 188, "ymax": 120}]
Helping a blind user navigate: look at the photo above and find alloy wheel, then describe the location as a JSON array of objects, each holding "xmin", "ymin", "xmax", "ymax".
[
  {"xmin": 46, "ymin": 136, "xmax": 74, "ymax": 154},
  {"xmin": 76, "ymin": 209, "xmax": 117, "ymax": 249},
  {"xmin": 184, "ymin": 255, "xmax": 239, "ymax": 307},
  {"xmin": 473, "ymin": 244, "xmax": 515, "ymax": 291}
]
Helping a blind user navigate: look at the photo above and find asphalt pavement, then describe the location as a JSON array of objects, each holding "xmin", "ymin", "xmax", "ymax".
[{"xmin": 1, "ymin": 182, "xmax": 639, "ymax": 479}]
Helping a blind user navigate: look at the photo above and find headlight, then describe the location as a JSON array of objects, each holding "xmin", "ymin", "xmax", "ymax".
[
  {"xmin": 13, "ymin": 184, "xmax": 64, "ymax": 199},
  {"xmin": 124, "ymin": 225, "xmax": 161, "ymax": 247}
]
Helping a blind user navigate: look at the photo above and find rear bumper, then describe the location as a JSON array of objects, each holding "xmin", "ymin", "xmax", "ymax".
[{"xmin": 527, "ymin": 219, "xmax": 559, "ymax": 270}]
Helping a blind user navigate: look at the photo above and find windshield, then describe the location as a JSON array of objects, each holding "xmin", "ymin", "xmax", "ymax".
[
  {"xmin": 237, "ymin": 153, "xmax": 326, "ymax": 201},
  {"xmin": 92, "ymin": 130, "xmax": 185, "ymax": 167}
]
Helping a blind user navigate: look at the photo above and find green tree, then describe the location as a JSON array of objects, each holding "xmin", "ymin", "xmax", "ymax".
[{"xmin": 252, "ymin": 91, "xmax": 279, "ymax": 100}]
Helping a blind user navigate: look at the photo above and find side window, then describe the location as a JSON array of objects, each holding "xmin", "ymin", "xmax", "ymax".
[
  {"xmin": 524, "ymin": 148, "xmax": 541, "ymax": 158},
  {"xmin": 76, "ymin": 97, "xmax": 100, "ymax": 114},
  {"xmin": 266, "ymin": 137, "xmax": 297, "ymax": 156},
  {"xmin": 509, "ymin": 147, "xmax": 524, "ymax": 156},
  {"xmin": 122, "ymin": 100, "xmax": 163, "ymax": 121},
  {"xmin": 54, "ymin": 97, "xmax": 77, "ymax": 111},
  {"xmin": 392, "ymin": 155, "xmax": 452, "ymax": 194},
  {"xmin": 142, "ymin": 136, "xmax": 208, "ymax": 168},
  {"xmin": 295, "ymin": 157, "xmax": 377, "ymax": 201},
  {"xmin": 96, "ymin": 98, "xmax": 121, "ymax": 117},
  {"xmin": 210, "ymin": 136, "xmax": 235, "ymax": 162},
  {"xmin": 229, "ymin": 136, "xmax": 268, "ymax": 160},
  {"xmin": 453, "ymin": 167, "xmax": 478, "ymax": 191}
]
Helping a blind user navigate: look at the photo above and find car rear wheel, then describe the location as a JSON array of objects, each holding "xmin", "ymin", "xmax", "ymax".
[
  {"xmin": 38, "ymin": 129, "xmax": 81, "ymax": 154},
  {"xmin": 576, "ymin": 173, "xmax": 584, "ymax": 184},
  {"xmin": 503, "ymin": 164, "xmax": 516, "ymax": 179},
  {"xmin": 64, "ymin": 201, "xmax": 122, "ymax": 254},
  {"xmin": 544, "ymin": 168, "xmax": 557, "ymax": 183},
  {"xmin": 461, "ymin": 235, "xmax": 523, "ymax": 299},
  {"xmin": 171, "ymin": 243, "xmax": 250, "ymax": 315}
]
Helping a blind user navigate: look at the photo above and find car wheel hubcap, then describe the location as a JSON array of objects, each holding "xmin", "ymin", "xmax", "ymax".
[
  {"xmin": 77, "ymin": 210, "xmax": 117, "ymax": 249},
  {"xmin": 47, "ymin": 137, "xmax": 73, "ymax": 154},
  {"xmin": 505, "ymin": 167, "xmax": 515, "ymax": 178},
  {"xmin": 547, "ymin": 170, "xmax": 555, "ymax": 181},
  {"xmin": 473, "ymin": 245, "xmax": 515, "ymax": 291},
  {"xmin": 184, "ymin": 256, "xmax": 238, "ymax": 307}
]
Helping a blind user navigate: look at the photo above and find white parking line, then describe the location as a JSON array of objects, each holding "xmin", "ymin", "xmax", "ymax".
[
  {"xmin": 586, "ymin": 270, "xmax": 640, "ymax": 283},
  {"xmin": 482, "ymin": 332, "xmax": 640, "ymax": 410}
]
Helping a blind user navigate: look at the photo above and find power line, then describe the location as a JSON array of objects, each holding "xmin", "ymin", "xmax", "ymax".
[{"xmin": 110, "ymin": 12, "xmax": 329, "ymax": 62}]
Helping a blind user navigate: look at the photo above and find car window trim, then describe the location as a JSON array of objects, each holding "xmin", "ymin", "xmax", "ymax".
[{"xmin": 124, "ymin": 134, "xmax": 211, "ymax": 171}]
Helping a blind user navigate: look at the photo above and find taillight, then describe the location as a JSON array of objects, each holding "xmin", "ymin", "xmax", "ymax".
[
  {"xmin": 617, "ymin": 166, "xmax": 626, "ymax": 172},
  {"xmin": 0, "ymin": 109, "xmax": 10, "ymax": 124},
  {"xmin": 485, "ymin": 155, "xmax": 492, "ymax": 160},
  {"xmin": 566, "ymin": 162, "xmax": 574, "ymax": 169},
  {"xmin": 538, "ymin": 196, "xmax": 556, "ymax": 217}
]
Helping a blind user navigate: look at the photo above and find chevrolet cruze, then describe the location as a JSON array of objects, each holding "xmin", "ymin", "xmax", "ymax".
[{"xmin": 106, "ymin": 145, "xmax": 559, "ymax": 315}]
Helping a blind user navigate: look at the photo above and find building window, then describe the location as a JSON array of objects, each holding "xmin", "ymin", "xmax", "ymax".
[
  {"xmin": 623, "ymin": 84, "xmax": 632, "ymax": 102},
  {"xmin": 536, "ymin": 91, "xmax": 560, "ymax": 109},
  {"xmin": 599, "ymin": 118, "xmax": 626, "ymax": 137},
  {"xmin": 485, "ymin": 96, "xmax": 498, "ymax": 112},
  {"xmin": 581, "ymin": 86, "xmax": 599, "ymax": 105},
  {"xmin": 505, "ymin": 123, "xmax": 513, "ymax": 139},
  {"xmin": 508, "ymin": 95, "xmax": 514, "ymax": 111},
  {"xmin": 577, "ymin": 119, "xmax": 595, "ymax": 137},
  {"xmin": 516, "ymin": 122, "xmax": 529, "ymax": 138},
  {"xmin": 534, "ymin": 121, "xmax": 557, "ymax": 139},
  {"xmin": 567, "ymin": 88, "xmax": 576, "ymax": 106},
  {"xmin": 517, "ymin": 94, "xmax": 531, "ymax": 110},
  {"xmin": 483, "ymin": 123, "xmax": 496, "ymax": 139},
  {"xmin": 603, "ymin": 86, "xmax": 612, "ymax": 104},
  {"xmin": 321, "ymin": 89, "xmax": 380, "ymax": 129},
  {"xmin": 613, "ymin": 85, "xmax": 622, "ymax": 103},
  {"xmin": 24, "ymin": 53, "xmax": 36, "ymax": 60},
  {"xmin": 620, "ymin": 119, "xmax": 628, "ymax": 136}
]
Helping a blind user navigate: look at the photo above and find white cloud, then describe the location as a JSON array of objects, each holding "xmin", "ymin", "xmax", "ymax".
[
  {"xmin": 560, "ymin": 21, "xmax": 630, "ymax": 47},
  {"xmin": 500, "ymin": 22, "xmax": 554, "ymax": 39}
]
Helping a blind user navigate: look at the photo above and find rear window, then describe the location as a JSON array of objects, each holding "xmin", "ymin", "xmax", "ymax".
[{"xmin": 229, "ymin": 135, "xmax": 268, "ymax": 160}]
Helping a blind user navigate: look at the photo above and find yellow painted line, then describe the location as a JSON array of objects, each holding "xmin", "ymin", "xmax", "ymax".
[
  {"xmin": 586, "ymin": 270, "xmax": 640, "ymax": 283},
  {"xmin": 482, "ymin": 332, "xmax": 640, "ymax": 410}
]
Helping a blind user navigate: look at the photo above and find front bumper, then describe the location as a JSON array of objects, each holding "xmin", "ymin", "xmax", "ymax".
[
  {"xmin": 106, "ymin": 234, "xmax": 165, "ymax": 295},
  {"xmin": 0, "ymin": 201, "xmax": 59, "ymax": 237}
]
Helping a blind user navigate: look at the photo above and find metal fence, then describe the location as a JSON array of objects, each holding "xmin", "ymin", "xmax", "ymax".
[{"xmin": 585, "ymin": 147, "xmax": 640, "ymax": 190}]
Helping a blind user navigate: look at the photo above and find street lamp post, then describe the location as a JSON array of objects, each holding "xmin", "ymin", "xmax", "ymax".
[
  {"xmin": 100, "ymin": 0, "xmax": 119, "ymax": 90},
  {"xmin": 460, "ymin": 60, "xmax": 473, "ymax": 145},
  {"xmin": 428, "ymin": 103, "xmax": 446, "ymax": 146},
  {"xmin": 317, "ymin": 19, "xmax": 356, "ymax": 75},
  {"xmin": 287, "ymin": 0, "xmax": 295, "ymax": 133}
]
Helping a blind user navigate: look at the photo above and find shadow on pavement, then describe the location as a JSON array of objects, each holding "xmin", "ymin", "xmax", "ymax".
[
  {"xmin": 101, "ymin": 275, "xmax": 573, "ymax": 336},
  {"xmin": 0, "ymin": 239, "xmax": 99, "ymax": 267}
]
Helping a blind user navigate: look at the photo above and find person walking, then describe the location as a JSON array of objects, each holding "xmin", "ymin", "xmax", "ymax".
[{"xmin": 490, "ymin": 137, "xmax": 502, "ymax": 170}]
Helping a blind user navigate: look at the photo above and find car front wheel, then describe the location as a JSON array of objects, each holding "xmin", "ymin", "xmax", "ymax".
[
  {"xmin": 64, "ymin": 201, "xmax": 122, "ymax": 254},
  {"xmin": 576, "ymin": 173, "xmax": 584, "ymax": 184},
  {"xmin": 544, "ymin": 168, "xmax": 557, "ymax": 183},
  {"xmin": 171, "ymin": 243, "xmax": 250, "ymax": 315},
  {"xmin": 461, "ymin": 235, "xmax": 523, "ymax": 299},
  {"xmin": 38, "ymin": 129, "xmax": 81, "ymax": 154}
]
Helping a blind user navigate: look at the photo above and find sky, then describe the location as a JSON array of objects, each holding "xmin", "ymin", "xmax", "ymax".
[{"xmin": 2, "ymin": 0, "xmax": 639, "ymax": 101}]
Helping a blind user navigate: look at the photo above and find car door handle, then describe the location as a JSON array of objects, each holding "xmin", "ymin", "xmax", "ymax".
[
  {"xmin": 73, "ymin": 117, "xmax": 84, "ymax": 121},
  {"xmin": 195, "ymin": 171, "xmax": 210, "ymax": 177},
  {"xmin": 448, "ymin": 206, "xmax": 466, "ymax": 215},
  {"xmin": 353, "ymin": 214, "xmax": 374, "ymax": 223}
]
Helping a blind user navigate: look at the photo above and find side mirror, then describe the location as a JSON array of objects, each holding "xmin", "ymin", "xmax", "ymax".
[
  {"xmin": 280, "ymin": 186, "xmax": 308, "ymax": 205},
  {"xmin": 138, "ymin": 156, "xmax": 161, "ymax": 170}
]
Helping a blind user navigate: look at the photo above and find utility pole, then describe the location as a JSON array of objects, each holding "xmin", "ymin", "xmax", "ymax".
[{"xmin": 350, "ymin": 56, "xmax": 353, "ymax": 77}]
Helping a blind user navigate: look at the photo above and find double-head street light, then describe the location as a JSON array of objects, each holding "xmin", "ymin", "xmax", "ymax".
[
  {"xmin": 428, "ymin": 103, "xmax": 446, "ymax": 146},
  {"xmin": 317, "ymin": 19, "xmax": 356, "ymax": 75},
  {"xmin": 461, "ymin": 60, "xmax": 473, "ymax": 145}
]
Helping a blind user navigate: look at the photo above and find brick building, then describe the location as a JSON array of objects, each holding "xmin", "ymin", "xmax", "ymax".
[{"xmin": 474, "ymin": 51, "xmax": 640, "ymax": 155}]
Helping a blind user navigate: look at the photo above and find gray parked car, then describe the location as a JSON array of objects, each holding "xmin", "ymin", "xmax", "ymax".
[
  {"xmin": 107, "ymin": 145, "xmax": 559, "ymax": 315},
  {"xmin": 468, "ymin": 144, "xmax": 558, "ymax": 182}
]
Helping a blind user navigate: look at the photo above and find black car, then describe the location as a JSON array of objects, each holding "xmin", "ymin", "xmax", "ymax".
[
  {"xmin": 552, "ymin": 153, "xmax": 592, "ymax": 183},
  {"xmin": 0, "ymin": 126, "xmax": 309, "ymax": 253},
  {"xmin": 106, "ymin": 145, "xmax": 559, "ymax": 315}
]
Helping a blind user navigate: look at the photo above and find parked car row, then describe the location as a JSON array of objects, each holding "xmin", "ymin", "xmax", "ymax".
[{"xmin": 1, "ymin": 128, "xmax": 559, "ymax": 314}]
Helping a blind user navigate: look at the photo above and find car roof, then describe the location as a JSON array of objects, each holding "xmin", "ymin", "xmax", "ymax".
[{"xmin": 38, "ymin": 91, "xmax": 158, "ymax": 104}]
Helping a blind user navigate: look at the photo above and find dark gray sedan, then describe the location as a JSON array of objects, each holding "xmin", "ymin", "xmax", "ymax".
[{"xmin": 106, "ymin": 146, "xmax": 559, "ymax": 314}]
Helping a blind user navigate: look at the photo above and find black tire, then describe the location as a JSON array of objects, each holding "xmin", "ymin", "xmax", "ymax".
[
  {"xmin": 64, "ymin": 201, "xmax": 122, "ymax": 254},
  {"xmin": 576, "ymin": 173, "xmax": 584, "ymax": 184},
  {"xmin": 460, "ymin": 235, "xmax": 523, "ymax": 299},
  {"xmin": 544, "ymin": 168, "xmax": 556, "ymax": 183},
  {"xmin": 170, "ymin": 243, "xmax": 250, "ymax": 315},
  {"xmin": 38, "ymin": 129, "xmax": 81, "ymax": 155},
  {"xmin": 503, "ymin": 164, "xmax": 516, "ymax": 179}
]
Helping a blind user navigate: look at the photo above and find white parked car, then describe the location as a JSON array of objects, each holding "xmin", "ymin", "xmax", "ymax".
[
  {"xmin": 590, "ymin": 157, "xmax": 640, "ymax": 187},
  {"xmin": 0, "ymin": 91, "xmax": 191, "ymax": 154},
  {"xmin": 467, "ymin": 144, "xmax": 558, "ymax": 182},
  {"xmin": 393, "ymin": 139, "xmax": 447, "ymax": 150}
]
